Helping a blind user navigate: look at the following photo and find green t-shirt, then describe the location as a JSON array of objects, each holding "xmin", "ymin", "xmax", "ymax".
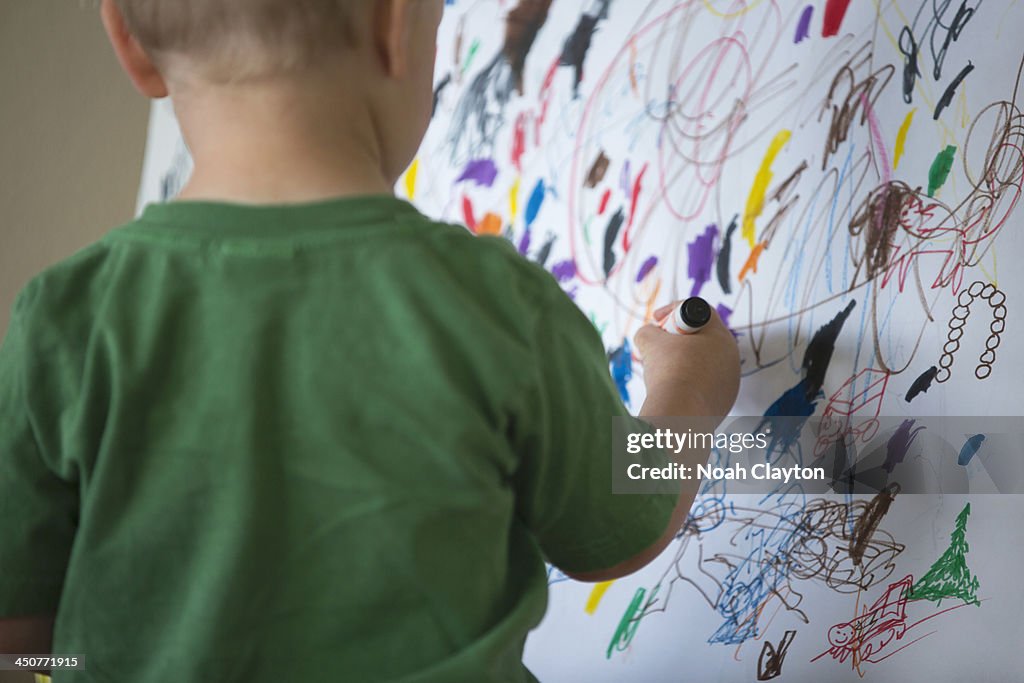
[{"xmin": 0, "ymin": 195, "xmax": 675, "ymax": 682}]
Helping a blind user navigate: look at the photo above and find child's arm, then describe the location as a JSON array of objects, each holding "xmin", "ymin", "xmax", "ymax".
[
  {"xmin": 565, "ymin": 306, "xmax": 740, "ymax": 582},
  {"xmin": 512, "ymin": 292, "xmax": 739, "ymax": 582},
  {"xmin": 0, "ymin": 617, "xmax": 55, "ymax": 666},
  {"xmin": 0, "ymin": 296, "xmax": 78, "ymax": 653}
]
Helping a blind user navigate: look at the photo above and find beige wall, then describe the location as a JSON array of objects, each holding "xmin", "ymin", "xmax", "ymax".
[
  {"xmin": 0, "ymin": 0, "xmax": 150, "ymax": 339},
  {"xmin": 0, "ymin": 4, "xmax": 147, "ymax": 680}
]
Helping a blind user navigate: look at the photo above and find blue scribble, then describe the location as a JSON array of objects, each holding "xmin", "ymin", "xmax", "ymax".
[{"xmin": 958, "ymin": 434, "xmax": 986, "ymax": 466}]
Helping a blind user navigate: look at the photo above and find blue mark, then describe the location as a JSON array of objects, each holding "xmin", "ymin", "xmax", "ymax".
[
  {"xmin": 958, "ymin": 434, "xmax": 986, "ymax": 466},
  {"xmin": 525, "ymin": 179, "xmax": 546, "ymax": 228},
  {"xmin": 609, "ymin": 340, "xmax": 633, "ymax": 407},
  {"xmin": 758, "ymin": 379, "xmax": 819, "ymax": 457}
]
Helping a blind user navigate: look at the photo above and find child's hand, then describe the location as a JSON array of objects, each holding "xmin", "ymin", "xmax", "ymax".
[{"xmin": 633, "ymin": 302, "xmax": 740, "ymax": 421}]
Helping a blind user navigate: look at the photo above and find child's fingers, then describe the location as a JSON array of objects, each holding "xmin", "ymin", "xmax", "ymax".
[
  {"xmin": 651, "ymin": 302, "xmax": 679, "ymax": 321},
  {"xmin": 633, "ymin": 323, "xmax": 671, "ymax": 359}
]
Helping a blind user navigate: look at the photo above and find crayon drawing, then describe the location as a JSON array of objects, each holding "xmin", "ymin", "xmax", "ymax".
[{"xmin": 137, "ymin": 1, "xmax": 1024, "ymax": 680}]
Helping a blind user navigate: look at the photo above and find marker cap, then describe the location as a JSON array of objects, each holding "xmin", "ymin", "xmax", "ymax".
[{"xmin": 670, "ymin": 297, "xmax": 712, "ymax": 334}]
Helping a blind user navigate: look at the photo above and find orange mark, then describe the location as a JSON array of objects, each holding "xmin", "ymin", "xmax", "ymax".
[
  {"xmin": 585, "ymin": 581, "xmax": 616, "ymax": 614},
  {"xmin": 478, "ymin": 212, "xmax": 503, "ymax": 236},
  {"xmin": 738, "ymin": 241, "xmax": 767, "ymax": 282},
  {"xmin": 629, "ymin": 40, "xmax": 639, "ymax": 95}
]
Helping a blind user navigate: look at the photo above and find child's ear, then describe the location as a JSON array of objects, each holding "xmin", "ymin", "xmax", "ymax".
[
  {"xmin": 100, "ymin": 0, "xmax": 169, "ymax": 98},
  {"xmin": 372, "ymin": 0, "xmax": 414, "ymax": 79}
]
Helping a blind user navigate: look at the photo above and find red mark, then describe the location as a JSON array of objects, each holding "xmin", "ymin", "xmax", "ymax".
[
  {"xmin": 536, "ymin": 58, "xmax": 561, "ymax": 144},
  {"xmin": 623, "ymin": 163, "xmax": 649, "ymax": 252},
  {"xmin": 822, "ymin": 0, "xmax": 852, "ymax": 37},
  {"xmin": 511, "ymin": 113, "xmax": 527, "ymax": 173},
  {"xmin": 598, "ymin": 188, "xmax": 612, "ymax": 215},
  {"xmin": 462, "ymin": 195, "xmax": 477, "ymax": 232}
]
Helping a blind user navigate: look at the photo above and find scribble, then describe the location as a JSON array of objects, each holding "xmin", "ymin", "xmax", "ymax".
[
  {"xmin": 909, "ymin": 503, "xmax": 981, "ymax": 606},
  {"xmin": 756, "ymin": 629, "xmax": 796, "ymax": 680}
]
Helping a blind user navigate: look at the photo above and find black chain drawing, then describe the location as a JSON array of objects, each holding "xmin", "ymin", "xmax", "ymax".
[{"xmin": 936, "ymin": 281, "xmax": 1006, "ymax": 383}]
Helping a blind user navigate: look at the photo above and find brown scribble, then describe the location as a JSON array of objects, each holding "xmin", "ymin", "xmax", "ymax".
[
  {"xmin": 503, "ymin": 0, "xmax": 554, "ymax": 95},
  {"xmin": 850, "ymin": 483, "xmax": 900, "ymax": 567},
  {"xmin": 819, "ymin": 46, "xmax": 895, "ymax": 170},
  {"xmin": 586, "ymin": 151, "xmax": 611, "ymax": 188}
]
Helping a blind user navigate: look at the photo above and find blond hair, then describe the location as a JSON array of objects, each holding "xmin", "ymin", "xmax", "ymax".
[{"xmin": 114, "ymin": 0, "xmax": 365, "ymax": 81}]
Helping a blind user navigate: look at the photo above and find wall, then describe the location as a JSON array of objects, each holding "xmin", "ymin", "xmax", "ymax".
[
  {"xmin": 0, "ymin": 0, "xmax": 149, "ymax": 338},
  {"xmin": 0, "ymin": 3, "xmax": 148, "ymax": 681}
]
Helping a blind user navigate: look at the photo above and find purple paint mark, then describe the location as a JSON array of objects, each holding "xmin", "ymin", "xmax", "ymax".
[
  {"xmin": 687, "ymin": 224, "xmax": 719, "ymax": 297},
  {"xmin": 456, "ymin": 158, "xmax": 499, "ymax": 187},
  {"xmin": 620, "ymin": 160, "xmax": 632, "ymax": 197},
  {"xmin": 716, "ymin": 304, "xmax": 733, "ymax": 328},
  {"xmin": 636, "ymin": 256, "xmax": 658, "ymax": 282},
  {"xmin": 551, "ymin": 259, "xmax": 577, "ymax": 282},
  {"xmin": 795, "ymin": 5, "xmax": 814, "ymax": 43},
  {"xmin": 517, "ymin": 230, "xmax": 532, "ymax": 256},
  {"xmin": 883, "ymin": 419, "xmax": 924, "ymax": 473}
]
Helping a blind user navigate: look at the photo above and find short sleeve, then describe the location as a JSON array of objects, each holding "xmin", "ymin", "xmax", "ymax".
[
  {"xmin": 511, "ymin": 286, "xmax": 677, "ymax": 574},
  {"xmin": 0, "ymin": 298, "xmax": 78, "ymax": 616}
]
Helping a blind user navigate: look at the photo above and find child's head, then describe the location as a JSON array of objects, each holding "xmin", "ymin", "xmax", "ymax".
[{"xmin": 101, "ymin": 0, "xmax": 445, "ymax": 185}]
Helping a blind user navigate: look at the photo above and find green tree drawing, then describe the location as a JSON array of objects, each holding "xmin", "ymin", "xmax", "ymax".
[{"xmin": 909, "ymin": 503, "xmax": 980, "ymax": 606}]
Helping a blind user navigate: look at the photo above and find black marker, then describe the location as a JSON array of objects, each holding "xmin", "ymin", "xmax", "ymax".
[{"xmin": 661, "ymin": 297, "xmax": 713, "ymax": 335}]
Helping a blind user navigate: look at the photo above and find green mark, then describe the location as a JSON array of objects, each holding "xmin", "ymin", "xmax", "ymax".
[
  {"xmin": 461, "ymin": 39, "xmax": 480, "ymax": 75},
  {"xmin": 588, "ymin": 313, "xmax": 608, "ymax": 337},
  {"xmin": 583, "ymin": 216, "xmax": 595, "ymax": 246},
  {"xmin": 606, "ymin": 586, "xmax": 654, "ymax": 659},
  {"xmin": 909, "ymin": 502, "xmax": 980, "ymax": 606},
  {"xmin": 928, "ymin": 145, "xmax": 957, "ymax": 197}
]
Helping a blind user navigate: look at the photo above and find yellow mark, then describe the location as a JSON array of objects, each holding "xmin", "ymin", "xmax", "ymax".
[
  {"xmin": 959, "ymin": 84, "xmax": 970, "ymax": 129},
  {"xmin": 404, "ymin": 158, "xmax": 420, "ymax": 200},
  {"xmin": 893, "ymin": 109, "xmax": 916, "ymax": 170},
  {"xmin": 35, "ymin": 676, "xmax": 52, "ymax": 683},
  {"xmin": 586, "ymin": 581, "xmax": 616, "ymax": 614},
  {"xmin": 701, "ymin": 0, "xmax": 766, "ymax": 19},
  {"xmin": 479, "ymin": 212, "xmax": 503, "ymax": 236},
  {"xmin": 738, "ymin": 241, "xmax": 767, "ymax": 282},
  {"xmin": 509, "ymin": 177, "xmax": 521, "ymax": 223},
  {"xmin": 742, "ymin": 130, "xmax": 791, "ymax": 247}
]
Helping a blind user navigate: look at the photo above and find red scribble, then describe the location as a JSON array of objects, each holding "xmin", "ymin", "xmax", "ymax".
[
  {"xmin": 816, "ymin": 576, "xmax": 912, "ymax": 665},
  {"xmin": 536, "ymin": 57, "xmax": 561, "ymax": 145},
  {"xmin": 623, "ymin": 163, "xmax": 649, "ymax": 252},
  {"xmin": 822, "ymin": 0, "xmax": 853, "ymax": 38},
  {"xmin": 599, "ymin": 188, "xmax": 612, "ymax": 215},
  {"xmin": 512, "ymin": 113, "xmax": 528, "ymax": 173},
  {"xmin": 815, "ymin": 368, "xmax": 890, "ymax": 457},
  {"xmin": 462, "ymin": 195, "xmax": 477, "ymax": 233},
  {"xmin": 812, "ymin": 575, "xmax": 971, "ymax": 669}
]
